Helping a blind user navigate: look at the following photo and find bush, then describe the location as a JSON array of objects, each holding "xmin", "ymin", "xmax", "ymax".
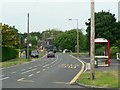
[
  {"xmin": 2, "ymin": 47, "xmax": 19, "ymax": 62},
  {"xmin": 110, "ymin": 46, "xmax": 118, "ymax": 58}
]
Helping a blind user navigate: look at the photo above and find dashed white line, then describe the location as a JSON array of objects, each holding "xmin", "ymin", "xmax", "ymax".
[
  {"xmin": 21, "ymin": 70, "xmax": 31, "ymax": 74},
  {"xmin": 42, "ymin": 64, "xmax": 49, "ymax": 68},
  {"xmin": 42, "ymin": 69, "xmax": 46, "ymax": 71},
  {"xmin": 0, "ymin": 77, "xmax": 9, "ymax": 80},
  {"xmin": 36, "ymin": 71, "xmax": 41, "ymax": 73},
  {"xmin": 29, "ymin": 67, "xmax": 32, "ymax": 69},
  {"xmin": 17, "ymin": 78, "xmax": 24, "ymax": 81},
  {"xmin": 28, "ymin": 74, "xmax": 33, "ymax": 77},
  {"xmin": 34, "ymin": 66, "xmax": 37, "ymax": 68},
  {"xmin": 11, "ymin": 71, "xmax": 16, "ymax": 74},
  {"xmin": 31, "ymin": 68, "xmax": 37, "ymax": 71}
]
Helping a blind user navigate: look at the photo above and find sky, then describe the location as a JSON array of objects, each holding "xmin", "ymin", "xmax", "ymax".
[{"xmin": 0, "ymin": 0, "xmax": 119, "ymax": 33}]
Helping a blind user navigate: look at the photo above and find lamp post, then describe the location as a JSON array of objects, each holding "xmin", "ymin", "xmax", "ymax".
[
  {"xmin": 69, "ymin": 19, "xmax": 79, "ymax": 58},
  {"xmin": 27, "ymin": 13, "xmax": 30, "ymax": 61}
]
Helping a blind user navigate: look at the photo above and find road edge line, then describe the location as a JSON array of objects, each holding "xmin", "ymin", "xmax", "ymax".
[{"xmin": 69, "ymin": 55, "xmax": 85, "ymax": 84}]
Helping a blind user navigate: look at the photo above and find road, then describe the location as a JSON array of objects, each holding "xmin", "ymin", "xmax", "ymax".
[{"xmin": 1, "ymin": 53, "xmax": 85, "ymax": 88}]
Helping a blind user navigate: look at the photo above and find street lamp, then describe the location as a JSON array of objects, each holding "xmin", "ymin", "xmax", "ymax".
[{"xmin": 69, "ymin": 19, "xmax": 79, "ymax": 58}]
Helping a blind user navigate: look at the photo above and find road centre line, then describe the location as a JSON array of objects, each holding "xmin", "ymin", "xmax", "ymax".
[
  {"xmin": 0, "ymin": 77, "xmax": 9, "ymax": 81},
  {"xmin": 21, "ymin": 70, "xmax": 32, "ymax": 74},
  {"xmin": 42, "ymin": 69, "xmax": 46, "ymax": 71},
  {"xmin": 42, "ymin": 64, "xmax": 49, "ymax": 68},
  {"xmin": 17, "ymin": 78, "xmax": 24, "ymax": 81},
  {"xmin": 34, "ymin": 66, "xmax": 37, "ymax": 68},
  {"xmin": 11, "ymin": 71, "xmax": 17, "ymax": 74},
  {"xmin": 28, "ymin": 74, "xmax": 33, "ymax": 77},
  {"xmin": 36, "ymin": 71, "xmax": 41, "ymax": 73},
  {"xmin": 29, "ymin": 67, "xmax": 32, "ymax": 69},
  {"xmin": 31, "ymin": 68, "xmax": 37, "ymax": 71}
]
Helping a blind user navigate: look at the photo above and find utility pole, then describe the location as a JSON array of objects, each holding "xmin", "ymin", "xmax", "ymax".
[
  {"xmin": 90, "ymin": 0, "xmax": 95, "ymax": 80},
  {"xmin": 27, "ymin": 13, "xmax": 30, "ymax": 61}
]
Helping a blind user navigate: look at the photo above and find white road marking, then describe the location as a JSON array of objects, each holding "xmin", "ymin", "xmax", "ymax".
[
  {"xmin": 28, "ymin": 74, "xmax": 33, "ymax": 77},
  {"xmin": 36, "ymin": 71, "xmax": 41, "ymax": 73},
  {"xmin": 21, "ymin": 70, "xmax": 31, "ymax": 74},
  {"xmin": 12, "ymin": 71, "xmax": 16, "ymax": 74},
  {"xmin": 34, "ymin": 66, "xmax": 37, "ymax": 68},
  {"xmin": 42, "ymin": 69, "xmax": 46, "ymax": 71},
  {"xmin": 42, "ymin": 64, "xmax": 49, "ymax": 68},
  {"xmin": 17, "ymin": 78, "xmax": 24, "ymax": 81},
  {"xmin": 29, "ymin": 67, "xmax": 32, "ymax": 69},
  {"xmin": 0, "ymin": 77, "xmax": 9, "ymax": 80},
  {"xmin": 31, "ymin": 68, "xmax": 37, "ymax": 71},
  {"xmin": 52, "ymin": 82, "xmax": 69, "ymax": 84},
  {"xmin": 0, "ymin": 75, "xmax": 4, "ymax": 78}
]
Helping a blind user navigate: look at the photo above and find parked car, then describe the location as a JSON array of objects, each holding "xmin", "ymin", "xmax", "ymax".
[
  {"xmin": 47, "ymin": 51, "xmax": 55, "ymax": 58},
  {"xmin": 31, "ymin": 50, "xmax": 39, "ymax": 58}
]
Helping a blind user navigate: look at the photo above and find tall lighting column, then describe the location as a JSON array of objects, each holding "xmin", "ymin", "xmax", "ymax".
[
  {"xmin": 27, "ymin": 13, "xmax": 30, "ymax": 61},
  {"xmin": 69, "ymin": 19, "xmax": 79, "ymax": 58}
]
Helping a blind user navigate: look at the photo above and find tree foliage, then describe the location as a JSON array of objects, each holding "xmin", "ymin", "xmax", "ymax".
[
  {"xmin": 86, "ymin": 11, "xmax": 118, "ymax": 47},
  {"xmin": 54, "ymin": 29, "xmax": 87, "ymax": 52},
  {"xmin": 2, "ymin": 24, "xmax": 19, "ymax": 48}
]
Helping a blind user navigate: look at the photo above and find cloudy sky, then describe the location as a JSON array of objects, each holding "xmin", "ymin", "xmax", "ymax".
[{"xmin": 0, "ymin": 0, "xmax": 119, "ymax": 33}]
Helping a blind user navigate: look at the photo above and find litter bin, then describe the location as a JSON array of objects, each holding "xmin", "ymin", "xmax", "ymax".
[{"xmin": 95, "ymin": 58, "xmax": 98, "ymax": 68}]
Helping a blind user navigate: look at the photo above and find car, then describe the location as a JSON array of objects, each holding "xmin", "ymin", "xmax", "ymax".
[
  {"xmin": 47, "ymin": 51, "xmax": 55, "ymax": 58},
  {"xmin": 31, "ymin": 50, "xmax": 39, "ymax": 58}
]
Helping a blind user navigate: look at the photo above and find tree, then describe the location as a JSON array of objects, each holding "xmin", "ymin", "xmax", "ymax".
[
  {"xmin": 86, "ymin": 11, "xmax": 117, "ymax": 47},
  {"xmin": 2, "ymin": 24, "xmax": 19, "ymax": 48},
  {"xmin": 54, "ymin": 29, "xmax": 87, "ymax": 52}
]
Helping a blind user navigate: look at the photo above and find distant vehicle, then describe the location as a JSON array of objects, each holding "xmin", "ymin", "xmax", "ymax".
[
  {"xmin": 31, "ymin": 50, "xmax": 39, "ymax": 58},
  {"xmin": 63, "ymin": 49, "xmax": 72, "ymax": 53},
  {"xmin": 47, "ymin": 51, "xmax": 55, "ymax": 58}
]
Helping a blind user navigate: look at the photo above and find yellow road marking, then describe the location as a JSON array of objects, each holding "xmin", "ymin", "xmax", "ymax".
[{"xmin": 70, "ymin": 55, "xmax": 85, "ymax": 84}]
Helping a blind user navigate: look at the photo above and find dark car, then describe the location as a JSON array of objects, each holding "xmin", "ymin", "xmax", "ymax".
[
  {"xmin": 47, "ymin": 51, "xmax": 55, "ymax": 58},
  {"xmin": 31, "ymin": 50, "xmax": 39, "ymax": 58}
]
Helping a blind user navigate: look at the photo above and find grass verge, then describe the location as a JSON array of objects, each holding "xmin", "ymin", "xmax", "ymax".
[
  {"xmin": 0, "ymin": 58, "xmax": 28, "ymax": 68},
  {"xmin": 77, "ymin": 71, "xmax": 118, "ymax": 88},
  {"xmin": 0, "ymin": 52, "xmax": 46, "ymax": 68}
]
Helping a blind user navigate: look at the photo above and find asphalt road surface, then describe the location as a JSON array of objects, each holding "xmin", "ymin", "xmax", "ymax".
[{"xmin": 1, "ymin": 53, "xmax": 85, "ymax": 88}]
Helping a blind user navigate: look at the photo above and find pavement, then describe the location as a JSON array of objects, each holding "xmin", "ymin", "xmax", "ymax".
[{"xmin": 1, "ymin": 53, "xmax": 85, "ymax": 88}]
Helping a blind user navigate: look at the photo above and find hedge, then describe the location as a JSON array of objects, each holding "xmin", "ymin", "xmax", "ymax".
[{"xmin": 1, "ymin": 47, "xmax": 19, "ymax": 62}]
